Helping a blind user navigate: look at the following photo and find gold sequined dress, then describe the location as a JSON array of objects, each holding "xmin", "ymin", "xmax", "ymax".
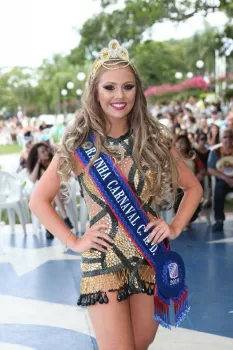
[{"xmin": 77, "ymin": 132, "xmax": 158, "ymax": 306}]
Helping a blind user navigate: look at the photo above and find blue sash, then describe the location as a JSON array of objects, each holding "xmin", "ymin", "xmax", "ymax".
[{"xmin": 75, "ymin": 135, "xmax": 190, "ymax": 328}]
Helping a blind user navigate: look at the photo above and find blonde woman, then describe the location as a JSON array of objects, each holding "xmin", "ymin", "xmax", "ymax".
[{"xmin": 29, "ymin": 40, "xmax": 203, "ymax": 350}]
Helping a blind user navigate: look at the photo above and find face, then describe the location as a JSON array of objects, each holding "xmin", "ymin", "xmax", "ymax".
[
  {"xmin": 176, "ymin": 138, "xmax": 188, "ymax": 152},
  {"xmin": 38, "ymin": 145, "xmax": 49, "ymax": 161},
  {"xmin": 200, "ymin": 118, "xmax": 207, "ymax": 128},
  {"xmin": 227, "ymin": 117, "xmax": 233, "ymax": 129},
  {"xmin": 222, "ymin": 130, "xmax": 233, "ymax": 148},
  {"xmin": 211, "ymin": 124, "xmax": 218, "ymax": 134},
  {"xmin": 97, "ymin": 66, "xmax": 136, "ymax": 123},
  {"xmin": 198, "ymin": 135, "xmax": 206, "ymax": 145}
]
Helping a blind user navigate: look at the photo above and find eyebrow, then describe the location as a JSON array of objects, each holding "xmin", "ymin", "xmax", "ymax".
[{"xmin": 101, "ymin": 81, "xmax": 135, "ymax": 85}]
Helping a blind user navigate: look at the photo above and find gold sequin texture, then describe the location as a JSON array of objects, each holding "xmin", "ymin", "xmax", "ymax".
[{"xmin": 78, "ymin": 132, "xmax": 158, "ymax": 296}]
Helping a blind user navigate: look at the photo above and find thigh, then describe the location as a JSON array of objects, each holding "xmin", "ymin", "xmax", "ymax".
[
  {"xmin": 130, "ymin": 293, "xmax": 159, "ymax": 350},
  {"xmin": 88, "ymin": 291, "xmax": 135, "ymax": 350}
]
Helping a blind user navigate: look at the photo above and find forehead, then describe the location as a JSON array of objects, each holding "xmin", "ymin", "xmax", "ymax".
[
  {"xmin": 98, "ymin": 65, "xmax": 135, "ymax": 83},
  {"xmin": 223, "ymin": 130, "xmax": 233, "ymax": 136}
]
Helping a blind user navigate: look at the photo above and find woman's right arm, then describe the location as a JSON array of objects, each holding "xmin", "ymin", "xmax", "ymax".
[
  {"xmin": 29, "ymin": 153, "xmax": 114, "ymax": 252},
  {"xmin": 28, "ymin": 161, "xmax": 40, "ymax": 183}
]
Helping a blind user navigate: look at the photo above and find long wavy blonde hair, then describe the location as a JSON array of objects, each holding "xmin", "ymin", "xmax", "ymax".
[{"xmin": 57, "ymin": 62, "xmax": 178, "ymax": 207}]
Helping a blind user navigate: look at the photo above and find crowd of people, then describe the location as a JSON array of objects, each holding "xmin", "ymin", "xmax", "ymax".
[
  {"xmin": 1, "ymin": 96, "xmax": 233, "ymax": 235},
  {"xmin": 150, "ymin": 97, "xmax": 233, "ymax": 232}
]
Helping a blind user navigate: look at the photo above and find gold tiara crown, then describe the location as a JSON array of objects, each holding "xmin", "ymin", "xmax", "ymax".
[{"xmin": 90, "ymin": 39, "xmax": 133, "ymax": 81}]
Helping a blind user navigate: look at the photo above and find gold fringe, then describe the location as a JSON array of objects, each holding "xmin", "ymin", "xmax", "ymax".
[{"xmin": 80, "ymin": 265, "xmax": 155, "ymax": 294}]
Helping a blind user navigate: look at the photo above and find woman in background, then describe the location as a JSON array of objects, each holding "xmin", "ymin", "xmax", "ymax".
[{"xmin": 27, "ymin": 143, "xmax": 73, "ymax": 239}]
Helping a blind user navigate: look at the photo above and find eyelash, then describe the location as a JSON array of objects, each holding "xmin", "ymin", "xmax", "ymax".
[{"xmin": 103, "ymin": 84, "xmax": 135, "ymax": 91}]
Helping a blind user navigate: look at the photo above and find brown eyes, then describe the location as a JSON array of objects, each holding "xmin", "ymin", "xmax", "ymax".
[{"xmin": 103, "ymin": 84, "xmax": 135, "ymax": 91}]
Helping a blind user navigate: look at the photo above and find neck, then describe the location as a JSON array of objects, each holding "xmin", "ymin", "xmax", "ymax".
[{"xmin": 106, "ymin": 118, "xmax": 129, "ymax": 138}]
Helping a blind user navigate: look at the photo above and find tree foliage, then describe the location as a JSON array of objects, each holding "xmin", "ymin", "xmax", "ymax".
[
  {"xmin": 69, "ymin": 0, "xmax": 233, "ymax": 64},
  {"xmin": 0, "ymin": 54, "xmax": 88, "ymax": 115}
]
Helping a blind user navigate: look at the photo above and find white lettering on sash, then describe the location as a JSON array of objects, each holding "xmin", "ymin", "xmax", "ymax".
[
  {"xmin": 111, "ymin": 186, "xmax": 121, "ymax": 195},
  {"xmin": 131, "ymin": 215, "xmax": 140, "ymax": 226},
  {"xmin": 86, "ymin": 147, "xmax": 96, "ymax": 158},
  {"xmin": 118, "ymin": 195, "xmax": 129, "ymax": 206},
  {"xmin": 102, "ymin": 172, "xmax": 111, "ymax": 180},
  {"xmin": 107, "ymin": 180, "xmax": 118, "ymax": 190},
  {"xmin": 149, "ymin": 244, "xmax": 158, "ymax": 255},
  {"xmin": 125, "ymin": 205, "xmax": 135, "ymax": 215},
  {"xmin": 121, "ymin": 202, "xmax": 131, "ymax": 211},
  {"xmin": 143, "ymin": 234, "xmax": 151, "ymax": 245},
  {"xmin": 128, "ymin": 213, "xmax": 140, "ymax": 226},
  {"xmin": 94, "ymin": 158, "xmax": 111, "ymax": 180},
  {"xmin": 137, "ymin": 225, "xmax": 145, "ymax": 236},
  {"xmin": 115, "ymin": 190, "xmax": 125, "ymax": 202},
  {"xmin": 83, "ymin": 144, "xmax": 160, "ymax": 258}
]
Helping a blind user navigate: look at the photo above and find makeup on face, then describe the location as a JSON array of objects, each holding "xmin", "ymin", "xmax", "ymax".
[{"xmin": 97, "ymin": 67, "xmax": 136, "ymax": 121}]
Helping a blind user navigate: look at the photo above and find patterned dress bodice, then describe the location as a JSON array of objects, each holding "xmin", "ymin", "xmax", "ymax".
[{"xmin": 78, "ymin": 132, "xmax": 158, "ymax": 277}]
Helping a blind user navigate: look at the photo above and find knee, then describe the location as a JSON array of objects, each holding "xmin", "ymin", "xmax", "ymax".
[{"xmin": 135, "ymin": 333, "xmax": 156, "ymax": 350}]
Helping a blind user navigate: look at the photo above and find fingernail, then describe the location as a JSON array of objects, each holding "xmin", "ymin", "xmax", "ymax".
[{"xmin": 144, "ymin": 227, "xmax": 148, "ymax": 232}]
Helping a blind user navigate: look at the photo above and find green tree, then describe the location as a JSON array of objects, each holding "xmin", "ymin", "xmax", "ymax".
[
  {"xmin": 69, "ymin": 0, "xmax": 233, "ymax": 63},
  {"xmin": 134, "ymin": 40, "xmax": 185, "ymax": 86}
]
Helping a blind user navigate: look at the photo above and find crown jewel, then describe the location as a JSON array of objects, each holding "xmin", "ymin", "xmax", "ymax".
[{"xmin": 90, "ymin": 39, "xmax": 133, "ymax": 81}]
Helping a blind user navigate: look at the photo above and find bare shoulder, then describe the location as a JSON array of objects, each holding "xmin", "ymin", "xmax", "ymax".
[
  {"xmin": 170, "ymin": 145, "xmax": 182, "ymax": 162},
  {"xmin": 70, "ymin": 152, "xmax": 83, "ymax": 176}
]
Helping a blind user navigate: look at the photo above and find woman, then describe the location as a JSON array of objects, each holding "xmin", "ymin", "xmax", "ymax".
[
  {"xmin": 196, "ymin": 117, "xmax": 209, "ymax": 138},
  {"xmin": 29, "ymin": 40, "xmax": 202, "ymax": 349},
  {"xmin": 27, "ymin": 142, "xmax": 73, "ymax": 239},
  {"xmin": 195, "ymin": 132, "xmax": 210, "ymax": 169},
  {"xmin": 208, "ymin": 123, "xmax": 220, "ymax": 147}
]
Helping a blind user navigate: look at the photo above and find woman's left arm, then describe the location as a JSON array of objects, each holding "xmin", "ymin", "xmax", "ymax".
[
  {"xmin": 169, "ymin": 147, "xmax": 203, "ymax": 238},
  {"xmin": 145, "ymin": 147, "xmax": 203, "ymax": 244}
]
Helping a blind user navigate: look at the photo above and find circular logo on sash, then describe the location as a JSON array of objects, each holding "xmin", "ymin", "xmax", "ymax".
[
  {"xmin": 83, "ymin": 141, "xmax": 93, "ymax": 150},
  {"xmin": 155, "ymin": 251, "xmax": 185, "ymax": 298}
]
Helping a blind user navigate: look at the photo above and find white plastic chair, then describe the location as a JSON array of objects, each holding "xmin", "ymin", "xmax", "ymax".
[
  {"xmin": 65, "ymin": 176, "xmax": 88, "ymax": 235},
  {"xmin": 0, "ymin": 170, "xmax": 27, "ymax": 234},
  {"xmin": 14, "ymin": 168, "xmax": 33, "ymax": 223},
  {"xmin": 65, "ymin": 176, "xmax": 79, "ymax": 234},
  {"xmin": 159, "ymin": 208, "xmax": 174, "ymax": 224}
]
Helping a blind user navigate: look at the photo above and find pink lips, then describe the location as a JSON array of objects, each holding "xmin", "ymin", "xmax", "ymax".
[{"xmin": 110, "ymin": 103, "xmax": 127, "ymax": 111}]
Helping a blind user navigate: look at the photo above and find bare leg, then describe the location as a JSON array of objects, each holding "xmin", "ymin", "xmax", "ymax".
[
  {"xmin": 130, "ymin": 293, "xmax": 159, "ymax": 350},
  {"xmin": 88, "ymin": 292, "xmax": 135, "ymax": 350}
]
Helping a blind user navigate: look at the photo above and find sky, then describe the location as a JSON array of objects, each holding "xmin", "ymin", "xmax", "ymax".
[{"xmin": 0, "ymin": 0, "xmax": 228, "ymax": 68}]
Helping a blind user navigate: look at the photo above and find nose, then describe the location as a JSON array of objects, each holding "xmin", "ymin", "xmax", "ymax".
[{"xmin": 114, "ymin": 86, "xmax": 124, "ymax": 99}]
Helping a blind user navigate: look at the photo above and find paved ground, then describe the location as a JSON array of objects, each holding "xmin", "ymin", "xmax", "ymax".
[{"xmin": 0, "ymin": 218, "xmax": 233, "ymax": 350}]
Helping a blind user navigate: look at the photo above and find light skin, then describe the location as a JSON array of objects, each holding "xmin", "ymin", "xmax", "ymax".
[
  {"xmin": 29, "ymin": 65, "xmax": 203, "ymax": 350},
  {"xmin": 208, "ymin": 129, "xmax": 233, "ymax": 187}
]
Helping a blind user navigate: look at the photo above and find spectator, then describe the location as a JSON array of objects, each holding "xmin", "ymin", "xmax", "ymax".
[
  {"xmin": 208, "ymin": 124, "xmax": 220, "ymax": 147},
  {"xmin": 195, "ymin": 133, "xmax": 210, "ymax": 169},
  {"xmin": 27, "ymin": 143, "xmax": 73, "ymax": 239},
  {"xmin": 39, "ymin": 121, "xmax": 48, "ymax": 131},
  {"xmin": 207, "ymin": 110, "xmax": 220, "ymax": 126},
  {"xmin": 226, "ymin": 115, "xmax": 233, "ymax": 132},
  {"xmin": 207, "ymin": 129, "xmax": 233, "ymax": 231},
  {"xmin": 17, "ymin": 139, "xmax": 34, "ymax": 172},
  {"xmin": 196, "ymin": 117, "xmax": 209, "ymax": 138}
]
